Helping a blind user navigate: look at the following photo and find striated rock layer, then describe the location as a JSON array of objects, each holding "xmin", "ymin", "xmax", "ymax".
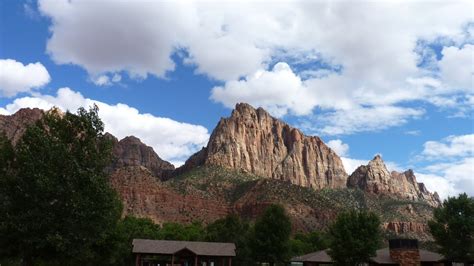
[
  {"xmin": 180, "ymin": 103, "xmax": 348, "ymax": 189},
  {"xmin": 347, "ymin": 155, "xmax": 440, "ymax": 207}
]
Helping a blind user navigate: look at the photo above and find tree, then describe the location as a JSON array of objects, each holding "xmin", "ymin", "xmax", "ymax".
[
  {"xmin": 206, "ymin": 214, "xmax": 252, "ymax": 266},
  {"xmin": 428, "ymin": 193, "xmax": 474, "ymax": 263},
  {"xmin": 289, "ymin": 231, "xmax": 329, "ymax": 257},
  {"xmin": 158, "ymin": 222, "xmax": 206, "ymax": 241},
  {"xmin": 107, "ymin": 216, "xmax": 161, "ymax": 266},
  {"xmin": 327, "ymin": 210, "xmax": 382, "ymax": 266},
  {"xmin": 0, "ymin": 106, "xmax": 123, "ymax": 265},
  {"xmin": 250, "ymin": 204, "xmax": 292, "ymax": 265}
]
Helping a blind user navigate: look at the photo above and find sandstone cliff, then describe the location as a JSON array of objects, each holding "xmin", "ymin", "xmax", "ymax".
[
  {"xmin": 108, "ymin": 134, "xmax": 175, "ymax": 180},
  {"xmin": 181, "ymin": 103, "xmax": 348, "ymax": 189},
  {"xmin": 347, "ymin": 155, "xmax": 440, "ymax": 206}
]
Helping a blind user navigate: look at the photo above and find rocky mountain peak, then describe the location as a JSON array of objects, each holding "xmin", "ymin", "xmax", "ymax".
[
  {"xmin": 348, "ymin": 155, "xmax": 440, "ymax": 206},
  {"xmin": 110, "ymin": 135, "xmax": 175, "ymax": 181},
  {"xmin": 181, "ymin": 103, "xmax": 348, "ymax": 189}
]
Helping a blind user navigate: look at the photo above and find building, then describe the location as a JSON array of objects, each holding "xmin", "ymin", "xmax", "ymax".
[
  {"xmin": 132, "ymin": 239, "xmax": 236, "ymax": 266},
  {"xmin": 291, "ymin": 239, "xmax": 447, "ymax": 266}
]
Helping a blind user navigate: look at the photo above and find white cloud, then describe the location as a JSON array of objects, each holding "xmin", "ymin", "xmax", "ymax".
[
  {"xmin": 302, "ymin": 105, "xmax": 425, "ymax": 135},
  {"xmin": 439, "ymin": 44, "xmax": 473, "ymax": 91},
  {"xmin": 341, "ymin": 157, "xmax": 368, "ymax": 175},
  {"xmin": 327, "ymin": 139, "xmax": 349, "ymax": 157},
  {"xmin": 416, "ymin": 134, "xmax": 474, "ymax": 198},
  {"xmin": 211, "ymin": 62, "xmax": 316, "ymax": 117},
  {"xmin": 1, "ymin": 88, "xmax": 209, "ymax": 164},
  {"xmin": 416, "ymin": 172, "xmax": 460, "ymax": 200},
  {"xmin": 422, "ymin": 134, "xmax": 474, "ymax": 159},
  {"xmin": 0, "ymin": 59, "xmax": 50, "ymax": 97},
  {"xmin": 417, "ymin": 157, "xmax": 474, "ymax": 199},
  {"xmin": 91, "ymin": 73, "xmax": 122, "ymax": 86},
  {"xmin": 92, "ymin": 75, "xmax": 111, "ymax": 86},
  {"xmin": 37, "ymin": 0, "xmax": 473, "ymax": 133}
]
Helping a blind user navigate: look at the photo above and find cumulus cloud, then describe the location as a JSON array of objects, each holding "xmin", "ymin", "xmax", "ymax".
[
  {"xmin": 36, "ymin": 0, "xmax": 473, "ymax": 134},
  {"xmin": 1, "ymin": 88, "xmax": 209, "ymax": 164},
  {"xmin": 341, "ymin": 157, "xmax": 368, "ymax": 175},
  {"xmin": 439, "ymin": 44, "xmax": 473, "ymax": 91},
  {"xmin": 416, "ymin": 134, "xmax": 474, "ymax": 198},
  {"xmin": 417, "ymin": 158, "xmax": 473, "ymax": 199},
  {"xmin": 300, "ymin": 105, "xmax": 425, "ymax": 135},
  {"xmin": 421, "ymin": 134, "xmax": 474, "ymax": 159},
  {"xmin": 0, "ymin": 59, "xmax": 51, "ymax": 97},
  {"xmin": 211, "ymin": 62, "xmax": 316, "ymax": 117},
  {"xmin": 326, "ymin": 139, "xmax": 349, "ymax": 157}
]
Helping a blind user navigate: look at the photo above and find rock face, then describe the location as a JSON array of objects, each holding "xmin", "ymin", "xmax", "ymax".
[
  {"xmin": 0, "ymin": 108, "xmax": 43, "ymax": 144},
  {"xmin": 109, "ymin": 166, "xmax": 230, "ymax": 224},
  {"xmin": 347, "ymin": 155, "xmax": 440, "ymax": 206},
  {"xmin": 108, "ymin": 135, "xmax": 175, "ymax": 180},
  {"xmin": 181, "ymin": 103, "xmax": 348, "ymax": 189}
]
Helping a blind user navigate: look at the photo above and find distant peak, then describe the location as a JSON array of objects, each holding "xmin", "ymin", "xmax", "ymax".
[
  {"xmin": 233, "ymin": 102, "xmax": 257, "ymax": 115},
  {"xmin": 372, "ymin": 154, "xmax": 383, "ymax": 161}
]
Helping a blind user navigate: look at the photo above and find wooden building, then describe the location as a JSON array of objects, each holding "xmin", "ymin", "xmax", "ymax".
[{"xmin": 132, "ymin": 239, "xmax": 236, "ymax": 266}]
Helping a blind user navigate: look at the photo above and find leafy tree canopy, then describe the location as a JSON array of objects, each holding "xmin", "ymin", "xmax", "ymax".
[
  {"xmin": 250, "ymin": 204, "xmax": 292, "ymax": 265},
  {"xmin": 0, "ymin": 106, "xmax": 122, "ymax": 265},
  {"xmin": 328, "ymin": 210, "xmax": 382, "ymax": 266},
  {"xmin": 428, "ymin": 193, "xmax": 474, "ymax": 262}
]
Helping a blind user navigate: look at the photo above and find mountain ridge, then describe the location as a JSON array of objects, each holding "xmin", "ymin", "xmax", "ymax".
[{"xmin": 0, "ymin": 105, "xmax": 441, "ymax": 239}]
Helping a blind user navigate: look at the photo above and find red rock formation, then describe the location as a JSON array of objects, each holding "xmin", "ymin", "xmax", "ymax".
[
  {"xmin": 0, "ymin": 108, "xmax": 43, "ymax": 144},
  {"xmin": 108, "ymin": 134, "xmax": 175, "ymax": 180},
  {"xmin": 180, "ymin": 103, "xmax": 348, "ymax": 189},
  {"xmin": 348, "ymin": 155, "xmax": 440, "ymax": 206},
  {"xmin": 109, "ymin": 166, "xmax": 230, "ymax": 224}
]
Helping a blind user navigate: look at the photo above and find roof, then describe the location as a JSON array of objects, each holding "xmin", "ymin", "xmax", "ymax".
[
  {"xmin": 291, "ymin": 248, "xmax": 444, "ymax": 264},
  {"xmin": 371, "ymin": 248, "xmax": 444, "ymax": 264},
  {"xmin": 132, "ymin": 239, "xmax": 236, "ymax": 257},
  {"xmin": 291, "ymin": 250, "xmax": 332, "ymax": 263}
]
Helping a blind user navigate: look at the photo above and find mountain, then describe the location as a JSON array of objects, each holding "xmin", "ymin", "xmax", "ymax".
[
  {"xmin": 0, "ymin": 108, "xmax": 172, "ymax": 181},
  {"xmin": 0, "ymin": 108, "xmax": 43, "ymax": 145},
  {"xmin": 179, "ymin": 103, "xmax": 348, "ymax": 189},
  {"xmin": 347, "ymin": 155, "xmax": 440, "ymax": 207},
  {"xmin": 107, "ymin": 134, "xmax": 175, "ymax": 181},
  {"xmin": 0, "ymin": 106, "xmax": 441, "ymax": 240}
]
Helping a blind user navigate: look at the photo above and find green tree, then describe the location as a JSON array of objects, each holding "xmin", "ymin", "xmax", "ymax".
[
  {"xmin": 158, "ymin": 221, "xmax": 205, "ymax": 241},
  {"xmin": 109, "ymin": 216, "xmax": 161, "ymax": 266},
  {"xmin": 428, "ymin": 193, "xmax": 474, "ymax": 263},
  {"xmin": 0, "ymin": 106, "xmax": 122, "ymax": 265},
  {"xmin": 327, "ymin": 210, "xmax": 382, "ymax": 266},
  {"xmin": 289, "ymin": 231, "xmax": 329, "ymax": 257},
  {"xmin": 250, "ymin": 204, "xmax": 292, "ymax": 265},
  {"xmin": 206, "ymin": 214, "xmax": 252, "ymax": 266}
]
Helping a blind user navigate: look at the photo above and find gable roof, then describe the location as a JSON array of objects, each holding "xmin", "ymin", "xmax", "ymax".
[
  {"xmin": 291, "ymin": 250, "xmax": 332, "ymax": 263},
  {"xmin": 291, "ymin": 248, "xmax": 444, "ymax": 264},
  {"xmin": 132, "ymin": 239, "xmax": 236, "ymax": 257}
]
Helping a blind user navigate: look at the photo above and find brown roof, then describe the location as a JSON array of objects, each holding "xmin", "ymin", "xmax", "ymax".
[
  {"xmin": 291, "ymin": 250, "xmax": 332, "ymax": 263},
  {"xmin": 371, "ymin": 248, "xmax": 444, "ymax": 264},
  {"xmin": 132, "ymin": 239, "xmax": 236, "ymax": 257},
  {"xmin": 291, "ymin": 248, "xmax": 444, "ymax": 264}
]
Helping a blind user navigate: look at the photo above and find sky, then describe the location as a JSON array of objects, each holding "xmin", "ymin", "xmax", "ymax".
[{"xmin": 0, "ymin": 0, "xmax": 472, "ymax": 199}]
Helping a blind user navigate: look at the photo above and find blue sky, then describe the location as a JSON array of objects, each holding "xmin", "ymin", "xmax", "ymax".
[{"xmin": 0, "ymin": 0, "xmax": 472, "ymax": 198}]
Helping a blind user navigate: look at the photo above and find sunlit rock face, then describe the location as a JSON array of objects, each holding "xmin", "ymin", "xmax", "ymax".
[
  {"xmin": 181, "ymin": 103, "xmax": 348, "ymax": 189},
  {"xmin": 348, "ymin": 155, "xmax": 440, "ymax": 207}
]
